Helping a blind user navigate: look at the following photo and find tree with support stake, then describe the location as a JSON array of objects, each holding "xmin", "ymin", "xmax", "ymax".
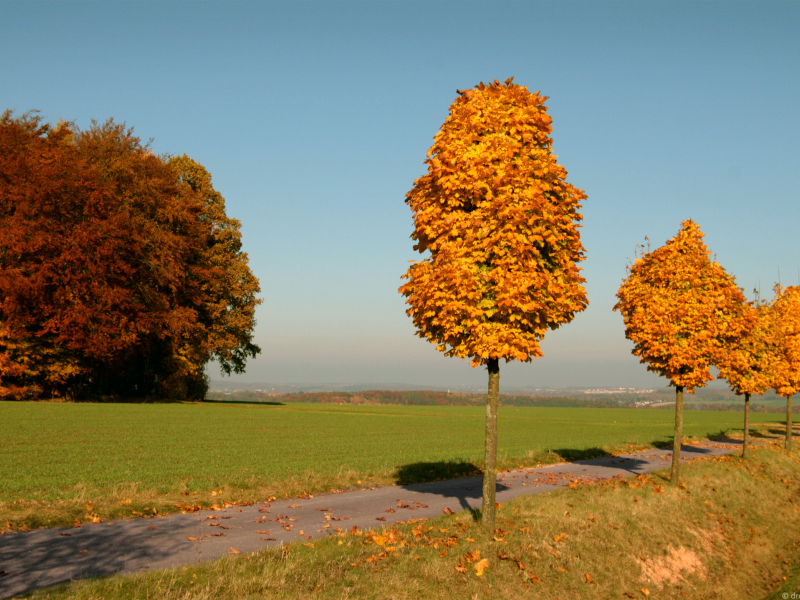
[
  {"xmin": 716, "ymin": 301, "xmax": 777, "ymax": 459},
  {"xmin": 614, "ymin": 220, "xmax": 748, "ymax": 484},
  {"xmin": 770, "ymin": 285, "xmax": 800, "ymax": 452},
  {"xmin": 400, "ymin": 79, "xmax": 588, "ymax": 528}
]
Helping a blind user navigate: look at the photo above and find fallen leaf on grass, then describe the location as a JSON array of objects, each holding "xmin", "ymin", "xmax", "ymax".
[
  {"xmin": 547, "ymin": 548, "xmax": 560, "ymax": 558},
  {"xmin": 464, "ymin": 550, "xmax": 481, "ymax": 563},
  {"xmin": 443, "ymin": 507, "xmax": 454, "ymax": 515},
  {"xmin": 519, "ymin": 526, "xmax": 530, "ymax": 533},
  {"xmin": 641, "ymin": 588, "xmax": 650, "ymax": 597},
  {"xmin": 584, "ymin": 573, "xmax": 593, "ymax": 583},
  {"xmin": 303, "ymin": 543, "xmax": 314, "ymax": 548},
  {"xmin": 228, "ymin": 547, "xmax": 242, "ymax": 554},
  {"xmin": 455, "ymin": 560, "xmax": 467, "ymax": 574},
  {"xmin": 624, "ymin": 594, "xmax": 636, "ymax": 599},
  {"xmin": 554, "ymin": 533, "xmax": 566, "ymax": 543},
  {"xmin": 439, "ymin": 551, "xmax": 447, "ymax": 557},
  {"xmin": 514, "ymin": 558, "xmax": 525, "ymax": 570},
  {"xmin": 498, "ymin": 552, "xmax": 510, "ymax": 560},
  {"xmin": 528, "ymin": 573, "xmax": 540, "ymax": 583},
  {"xmin": 474, "ymin": 558, "xmax": 490, "ymax": 576}
]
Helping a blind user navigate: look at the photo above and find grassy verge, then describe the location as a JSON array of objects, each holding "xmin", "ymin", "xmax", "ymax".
[
  {"xmin": 0, "ymin": 401, "xmax": 787, "ymax": 531},
  {"xmin": 18, "ymin": 445, "xmax": 800, "ymax": 600}
]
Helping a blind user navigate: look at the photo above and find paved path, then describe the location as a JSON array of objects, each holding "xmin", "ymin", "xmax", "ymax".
[{"xmin": 0, "ymin": 440, "xmax": 748, "ymax": 598}]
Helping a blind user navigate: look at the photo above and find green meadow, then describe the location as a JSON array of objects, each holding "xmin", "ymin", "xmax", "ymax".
[{"xmin": 0, "ymin": 401, "xmax": 782, "ymax": 529}]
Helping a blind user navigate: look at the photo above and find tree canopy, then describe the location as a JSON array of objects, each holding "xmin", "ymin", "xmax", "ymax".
[
  {"xmin": 400, "ymin": 79, "xmax": 588, "ymax": 367},
  {"xmin": 614, "ymin": 220, "xmax": 749, "ymax": 392},
  {"xmin": 0, "ymin": 111, "xmax": 261, "ymax": 400}
]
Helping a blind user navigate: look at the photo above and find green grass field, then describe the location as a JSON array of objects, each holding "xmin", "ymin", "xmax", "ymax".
[{"xmin": 0, "ymin": 401, "xmax": 785, "ymax": 529}]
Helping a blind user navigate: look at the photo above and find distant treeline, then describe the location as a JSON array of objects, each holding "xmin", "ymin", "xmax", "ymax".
[
  {"xmin": 654, "ymin": 402, "xmax": 800, "ymax": 414},
  {"xmin": 205, "ymin": 389, "xmax": 632, "ymax": 409}
]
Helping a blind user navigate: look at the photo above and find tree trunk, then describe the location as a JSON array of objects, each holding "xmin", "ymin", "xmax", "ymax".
[
  {"xmin": 786, "ymin": 395, "xmax": 793, "ymax": 452},
  {"xmin": 742, "ymin": 393, "xmax": 751, "ymax": 459},
  {"xmin": 481, "ymin": 358, "xmax": 500, "ymax": 529},
  {"xmin": 670, "ymin": 385, "xmax": 684, "ymax": 485}
]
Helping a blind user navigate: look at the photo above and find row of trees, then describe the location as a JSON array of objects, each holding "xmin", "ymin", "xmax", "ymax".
[
  {"xmin": 400, "ymin": 79, "xmax": 797, "ymax": 527},
  {"xmin": 0, "ymin": 111, "xmax": 261, "ymax": 401},
  {"xmin": 615, "ymin": 221, "xmax": 799, "ymax": 483}
]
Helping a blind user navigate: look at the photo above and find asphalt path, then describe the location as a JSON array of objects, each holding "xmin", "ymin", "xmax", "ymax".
[{"xmin": 0, "ymin": 440, "xmax": 747, "ymax": 598}]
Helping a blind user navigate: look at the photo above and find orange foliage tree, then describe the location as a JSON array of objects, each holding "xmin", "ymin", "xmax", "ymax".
[
  {"xmin": 400, "ymin": 79, "xmax": 588, "ymax": 527},
  {"xmin": 770, "ymin": 285, "xmax": 800, "ymax": 451},
  {"xmin": 614, "ymin": 220, "xmax": 749, "ymax": 483},
  {"xmin": 715, "ymin": 302, "xmax": 777, "ymax": 458},
  {"xmin": 0, "ymin": 111, "xmax": 261, "ymax": 400}
]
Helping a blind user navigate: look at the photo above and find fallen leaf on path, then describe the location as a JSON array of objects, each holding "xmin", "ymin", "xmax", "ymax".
[
  {"xmin": 443, "ymin": 507, "xmax": 454, "ymax": 515},
  {"xmin": 212, "ymin": 533, "xmax": 226, "ymax": 537},
  {"xmin": 256, "ymin": 530, "xmax": 270, "ymax": 534},
  {"xmin": 228, "ymin": 547, "xmax": 242, "ymax": 554},
  {"xmin": 316, "ymin": 508, "xmax": 331, "ymax": 512},
  {"xmin": 59, "ymin": 532, "xmax": 71, "ymax": 536},
  {"xmin": 376, "ymin": 517, "xmax": 387, "ymax": 521},
  {"xmin": 187, "ymin": 536, "xmax": 200, "ymax": 541},
  {"xmin": 261, "ymin": 537, "xmax": 276, "ymax": 541},
  {"xmin": 385, "ymin": 508, "xmax": 395, "ymax": 513},
  {"xmin": 78, "ymin": 550, "xmax": 88, "ymax": 554},
  {"xmin": 287, "ymin": 504, "xmax": 302, "ymax": 508}
]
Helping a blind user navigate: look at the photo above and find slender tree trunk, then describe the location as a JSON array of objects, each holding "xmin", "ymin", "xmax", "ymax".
[
  {"xmin": 670, "ymin": 385, "xmax": 684, "ymax": 485},
  {"xmin": 742, "ymin": 393, "xmax": 750, "ymax": 459},
  {"xmin": 786, "ymin": 395, "xmax": 793, "ymax": 452},
  {"xmin": 482, "ymin": 358, "xmax": 500, "ymax": 529}
]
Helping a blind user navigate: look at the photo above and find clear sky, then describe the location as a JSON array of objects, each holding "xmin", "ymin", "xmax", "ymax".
[{"xmin": 2, "ymin": 1, "xmax": 798, "ymax": 390}]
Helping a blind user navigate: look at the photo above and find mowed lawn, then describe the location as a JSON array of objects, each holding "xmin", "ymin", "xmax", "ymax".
[{"xmin": 0, "ymin": 400, "xmax": 779, "ymax": 506}]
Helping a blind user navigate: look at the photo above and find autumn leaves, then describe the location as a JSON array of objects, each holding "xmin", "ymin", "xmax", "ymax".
[
  {"xmin": 0, "ymin": 111, "xmax": 261, "ymax": 401},
  {"xmin": 615, "ymin": 220, "xmax": 800, "ymax": 476},
  {"xmin": 400, "ymin": 79, "xmax": 587, "ymax": 367}
]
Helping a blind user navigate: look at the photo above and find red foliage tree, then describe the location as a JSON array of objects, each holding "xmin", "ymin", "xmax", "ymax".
[{"xmin": 0, "ymin": 111, "xmax": 260, "ymax": 400}]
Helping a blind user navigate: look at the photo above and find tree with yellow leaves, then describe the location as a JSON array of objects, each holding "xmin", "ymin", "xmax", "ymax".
[
  {"xmin": 716, "ymin": 301, "xmax": 777, "ymax": 458},
  {"xmin": 770, "ymin": 285, "xmax": 800, "ymax": 451},
  {"xmin": 614, "ymin": 220, "xmax": 749, "ymax": 483},
  {"xmin": 400, "ymin": 79, "xmax": 588, "ymax": 527}
]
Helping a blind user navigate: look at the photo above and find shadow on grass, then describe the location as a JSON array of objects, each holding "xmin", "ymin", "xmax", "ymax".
[
  {"xmin": 393, "ymin": 461, "xmax": 482, "ymax": 486},
  {"xmin": 201, "ymin": 399, "xmax": 285, "ymax": 407}
]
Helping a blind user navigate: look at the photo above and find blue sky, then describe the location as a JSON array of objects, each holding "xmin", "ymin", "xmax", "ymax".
[{"xmin": 2, "ymin": 1, "xmax": 798, "ymax": 390}]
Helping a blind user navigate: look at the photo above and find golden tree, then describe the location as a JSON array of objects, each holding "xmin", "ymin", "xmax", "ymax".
[
  {"xmin": 771, "ymin": 285, "xmax": 800, "ymax": 451},
  {"xmin": 715, "ymin": 302, "xmax": 777, "ymax": 458},
  {"xmin": 400, "ymin": 79, "xmax": 588, "ymax": 527},
  {"xmin": 614, "ymin": 220, "xmax": 749, "ymax": 483}
]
